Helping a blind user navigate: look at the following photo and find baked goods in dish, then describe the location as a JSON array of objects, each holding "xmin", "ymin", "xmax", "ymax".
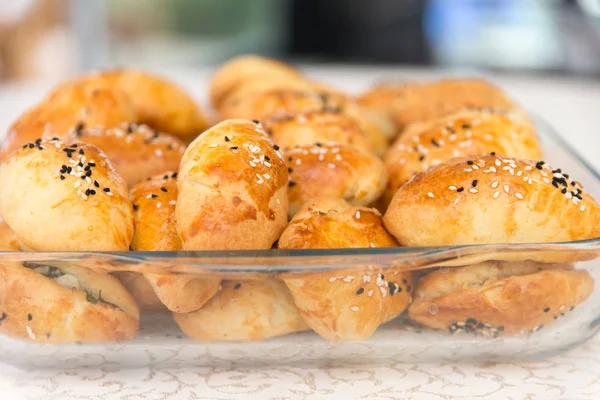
[
  {"xmin": 408, "ymin": 261, "xmax": 593, "ymax": 336},
  {"xmin": 112, "ymin": 272, "xmax": 168, "ymax": 313},
  {"xmin": 279, "ymin": 197, "xmax": 413, "ymax": 342},
  {"xmin": 384, "ymin": 154, "xmax": 600, "ymax": 246},
  {"xmin": 176, "ymin": 119, "xmax": 288, "ymax": 250},
  {"xmin": 0, "ymin": 261, "xmax": 139, "ymax": 342},
  {"xmin": 0, "ymin": 138, "xmax": 134, "ymax": 251},
  {"xmin": 57, "ymin": 123, "xmax": 186, "ymax": 186},
  {"xmin": 382, "ymin": 109, "xmax": 543, "ymax": 207},
  {"xmin": 262, "ymin": 110, "xmax": 373, "ymax": 152},
  {"xmin": 286, "ymin": 143, "xmax": 387, "ymax": 217},
  {"xmin": 173, "ymin": 279, "xmax": 309, "ymax": 341},
  {"xmin": 131, "ymin": 174, "xmax": 221, "ymax": 313},
  {"xmin": 358, "ymin": 79, "xmax": 516, "ymax": 132},
  {"xmin": 0, "ymin": 220, "xmax": 21, "ymax": 251},
  {"xmin": 0, "ymin": 82, "xmax": 136, "ymax": 159}
]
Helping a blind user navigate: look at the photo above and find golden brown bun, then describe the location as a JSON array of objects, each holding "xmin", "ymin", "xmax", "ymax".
[
  {"xmin": 286, "ymin": 143, "xmax": 387, "ymax": 217},
  {"xmin": 279, "ymin": 197, "xmax": 413, "ymax": 342},
  {"xmin": 0, "ymin": 138, "xmax": 134, "ymax": 251},
  {"xmin": 209, "ymin": 54, "xmax": 303, "ymax": 108},
  {"xmin": 359, "ymin": 79, "xmax": 516, "ymax": 131},
  {"xmin": 262, "ymin": 110, "xmax": 373, "ymax": 152},
  {"xmin": 0, "ymin": 262, "xmax": 139, "ymax": 343},
  {"xmin": 384, "ymin": 154, "xmax": 600, "ymax": 246},
  {"xmin": 176, "ymin": 119, "xmax": 288, "ymax": 250},
  {"xmin": 382, "ymin": 109, "xmax": 543, "ymax": 207},
  {"xmin": 0, "ymin": 220, "xmax": 21, "ymax": 251},
  {"xmin": 131, "ymin": 174, "xmax": 221, "ymax": 313},
  {"xmin": 0, "ymin": 82, "xmax": 136, "ymax": 159},
  {"xmin": 173, "ymin": 279, "xmax": 309, "ymax": 341},
  {"xmin": 56, "ymin": 123, "xmax": 186, "ymax": 186},
  {"xmin": 90, "ymin": 69, "xmax": 209, "ymax": 141},
  {"xmin": 113, "ymin": 272, "xmax": 168, "ymax": 313},
  {"xmin": 408, "ymin": 261, "xmax": 593, "ymax": 336}
]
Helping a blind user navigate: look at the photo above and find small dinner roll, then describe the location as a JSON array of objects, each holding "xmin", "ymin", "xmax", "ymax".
[
  {"xmin": 0, "ymin": 82, "xmax": 136, "ymax": 159},
  {"xmin": 93, "ymin": 69, "xmax": 209, "ymax": 141},
  {"xmin": 176, "ymin": 119, "xmax": 288, "ymax": 250},
  {"xmin": 113, "ymin": 272, "xmax": 168, "ymax": 313},
  {"xmin": 408, "ymin": 261, "xmax": 594, "ymax": 336},
  {"xmin": 0, "ymin": 261, "xmax": 139, "ymax": 343},
  {"xmin": 209, "ymin": 54, "xmax": 303, "ymax": 108},
  {"xmin": 286, "ymin": 143, "xmax": 387, "ymax": 217},
  {"xmin": 0, "ymin": 138, "xmax": 133, "ymax": 251},
  {"xmin": 358, "ymin": 79, "xmax": 516, "ymax": 132},
  {"xmin": 0, "ymin": 220, "xmax": 21, "ymax": 251},
  {"xmin": 262, "ymin": 110, "xmax": 372, "ymax": 151},
  {"xmin": 279, "ymin": 197, "xmax": 412, "ymax": 342},
  {"xmin": 382, "ymin": 109, "xmax": 543, "ymax": 207},
  {"xmin": 384, "ymin": 154, "xmax": 600, "ymax": 246},
  {"xmin": 131, "ymin": 174, "xmax": 221, "ymax": 313},
  {"xmin": 173, "ymin": 279, "xmax": 309, "ymax": 341},
  {"xmin": 57, "ymin": 123, "xmax": 186, "ymax": 185}
]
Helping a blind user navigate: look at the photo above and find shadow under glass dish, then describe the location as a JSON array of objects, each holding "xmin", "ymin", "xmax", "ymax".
[{"xmin": 1, "ymin": 115, "xmax": 600, "ymax": 369}]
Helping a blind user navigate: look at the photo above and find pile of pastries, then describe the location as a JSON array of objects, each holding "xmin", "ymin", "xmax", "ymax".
[{"xmin": 0, "ymin": 55, "xmax": 598, "ymax": 344}]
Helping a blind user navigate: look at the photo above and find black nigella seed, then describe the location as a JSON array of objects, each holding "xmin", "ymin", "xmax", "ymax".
[
  {"xmin": 230, "ymin": 146, "xmax": 238, "ymax": 150},
  {"xmin": 172, "ymin": 173, "xmax": 178, "ymax": 179},
  {"xmin": 431, "ymin": 139, "xmax": 439, "ymax": 147},
  {"xmin": 89, "ymin": 190, "xmax": 96, "ymax": 195},
  {"xmin": 94, "ymin": 181, "xmax": 99, "ymax": 188},
  {"xmin": 133, "ymin": 204, "xmax": 138, "ymax": 211},
  {"xmin": 161, "ymin": 187, "xmax": 168, "ymax": 192},
  {"xmin": 273, "ymin": 145, "xmax": 280, "ymax": 150},
  {"xmin": 60, "ymin": 175, "xmax": 65, "ymax": 180},
  {"xmin": 544, "ymin": 307, "xmax": 550, "ymax": 313},
  {"xmin": 406, "ymin": 286, "xmax": 411, "ymax": 292},
  {"xmin": 552, "ymin": 181, "xmax": 559, "ymax": 188},
  {"xmin": 570, "ymin": 306, "xmax": 575, "ymax": 311},
  {"xmin": 419, "ymin": 155, "xmax": 425, "ymax": 161},
  {"xmin": 457, "ymin": 187, "xmax": 464, "ymax": 192},
  {"xmin": 477, "ymin": 323, "xmax": 484, "ymax": 329},
  {"xmin": 27, "ymin": 314, "xmax": 32, "ymax": 321},
  {"xmin": 288, "ymin": 156, "xmax": 293, "ymax": 162},
  {"xmin": 234, "ymin": 283, "xmax": 241, "ymax": 290},
  {"xmin": 287, "ymin": 168, "xmax": 293, "ymax": 173},
  {"xmin": 79, "ymin": 149, "xmax": 84, "ymax": 155},
  {"xmin": 561, "ymin": 188, "xmax": 567, "ymax": 194},
  {"xmin": 497, "ymin": 326, "xmax": 505, "ymax": 332},
  {"xmin": 85, "ymin": 189, "xmax": 91, "ymax": 196},
  {"xmin": 490, "ymin": 152, "xmax": 496, "ymax": 156},
  {"xmin": 85, "ymin": 170, "xmax": 92, "ymax": 177},
  {"xmin": 289, "ymin": 181, "xmax": 297, "ymax": 187},
  {"xmin": 224, "ymin": 136, "xmax": 230, "ymax": 142},
  {"xmin": 402, "ymin": 279, "xmax": 407, "ymax": 284},
  {"xmin": 104, "ymin": 188, "xmax": 111, "ymax": 193},
  {"xmin": 466, "ymin": 318, "xmax": 477, "ymax": 325},
  {"xmin": 151, "ymin": 193, "xmax": 158, "ymax": 198},
  {"xmin": 467, "ymin": 160, "xmax": 474, "ymax": 165},
  {"xmin": 0, "ymin": 312, "xmax": 6, "ymax": 321},
  {"xmin": 70, "ymin": 144, "xmax": 78, "ymax": 148},
  {"xmin": 78, "ymin": 162, "xmax": 84, "ymax": 167},
  {"xmin": 461, "ymin": 123, "xmax": 471, "ymax": 129},
  {"xmin": 472, "ymin": 180, "xmax": 478, "ymax": 187},
  {"xmin": 264, "ymin": 156, "xmax": 271, "ymax": 161},
  {"xmin": 356, "ymin": 288, "xmax": 364, "ymax": 295},
  {"xmin": 127, "ymin": 124, "xmax": 135, "ymax": 133},
  {"xmin": 315, "ymin": 143, "xmax": 322, "ymax": 147},
  {"xmin": 163, "ymin": 175, "xmax": 169, "ymax": 180},
  {"xmin": 252, "ymin": 119, "xmax": 259, "ymax": 124}
]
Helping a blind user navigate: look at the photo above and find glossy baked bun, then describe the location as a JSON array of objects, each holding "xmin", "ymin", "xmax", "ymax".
[
  {"xmin": 0, "ymin": 138, "xmax": 134, "ymax": 251},
  {"xmin": 262, "ymin": 110, "xmax": 372, "ymax": 152},
  {"xmin": 0, "ymin": 261, "xmax": 139, "ymax": 343},
  {"xmin": 279, "ymin": 197, "xmax": 413, "ymax": 342},
  {"xmin": 113, "ymin": 272, "xmax": 168, "ymax": 313},
  {"xmin": 174, "ymin": 279, "xmax": 309, "ymax": 341},
  {"xmin": 0, "ymin": 220, "xmax": 21, "ymax": 251},
  {"xmin": 358, "ymin": 79, "xmax": 516, "ymax": 131},
  {"xmin": 286, "ymin": 143, "xmax": 387, "ymax": 217},
  {"xmin": 384, "ymin": 154, "xmax": 600, "ymax": 246},
  {"xmin": 382, "ymin": 109, "xmax": 543, "ymax": 207},
  {"xmin": 209, "ymin": 54, "xmax": 303, "ymax": 108},
  {"xmin": 89, "ymin": 69, "xmax": 209, "ymax": 141},
  {"xmin": 176, "ymin": 119, "xmax": 288, "ymax": 250},
  {"xmin": 408, "ymin": 261, "xmax": 593, "ymax": 336},
  {"xmin": 131, "ymin": 174, "xmax": 221, "ymax": 313},
  {"xmin": 56, "ymin": 123, "xmax": 186, "ymax": 185},
  {"xmin": 0, "ymin": 82, "xmax": 136, "ymax": 159}
]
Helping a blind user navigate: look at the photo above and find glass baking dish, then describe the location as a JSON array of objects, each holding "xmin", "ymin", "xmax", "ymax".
[{"xmin": 1, "ymin": 116, "xmax": 599, "ymax": 370}]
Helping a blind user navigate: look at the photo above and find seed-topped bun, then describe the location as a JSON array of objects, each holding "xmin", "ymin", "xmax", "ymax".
[
  {"xmin": 0, "ymin": 261, "xmax": 140, "ymax": 343},
  {"xmin": 358, "ymin": 79, "xmax": 516, "ymax": 132},
  {"xmin": 209, "ymin": 54, "xmax": 303, "ymax": 108},
  {"xmin": 279, "ymin": 197, "xmax": 412, "ymax": 341},
  {"xmin": 130, "ymin": 173, "xmax": 221, "ymax": 313},
  {"xmin": 0, "ymin": 82, "xmax": 136, "ymax": 159},
  {"xmin": 173, "ymin": 279, "xmax": 309, "ymax": 341},
  {"xmin": 384, "ymin": 154, "xmax": 600, "ymax": 246},
  {"xmin": 0, "ymin": 220, "xmax": 21, "ymax": 251},
  {"xmin": 0, "ymin": 138, "xmax": 133, "ymax": 251},
  {"xmin": 286, "ymin": 143, "xmax": 387, "ymax": 217},
  {"xmin": 408, "ymin": 261, "xmax": 593, "ymax": 336},
  {"xmin": 56, "ymin": 123, "xmax": 186, "ymax": 185},
  {"xmin": 176, "ymin": 119, "xmax": 288, "ymax": 250},
  {"xmin": 382, "ymin": 109, "xmax": 543, "ymax": 207},
  {"xmin": 262, "ymin": 110, "xmax": 372, "ymax": 152}
]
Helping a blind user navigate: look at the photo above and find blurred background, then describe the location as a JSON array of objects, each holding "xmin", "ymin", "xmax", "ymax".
[{"xmin": 0, "ymin": 0, "xmax": 600, "ymax": 82}]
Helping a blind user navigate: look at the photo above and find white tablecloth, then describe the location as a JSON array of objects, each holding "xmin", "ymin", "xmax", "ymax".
[{"xmin": 1, "ymin": 67, "xmax": 600, "ymax": 400}]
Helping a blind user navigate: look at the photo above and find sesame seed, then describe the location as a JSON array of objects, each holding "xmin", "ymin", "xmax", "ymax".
[
  {"xmin": 343, "ymin": 276, "xmax": 354, "ymax": 282},
  {"xmin": 367, "ymin": 290, "xmax": 374, "ymax": 297},
  {"xmin": 169, "ymin": 200, "xmax": 177, "ymax": 206},
  {"xmin": 503, "ymin": 185, "xmax": 510, "ymax": 193},
  {"xmin": 263, "ymin": 173, "xmax": 271, "ymax": 180},
  {"xmin": 580, "ymin": 205, "xmax": 586, "ymax": 211},
  {"xmin": 495, "ymin": 160, "xmax": 501, "ymax": 167},
  {"xmin": 491, "ymin": 181, "xmax": 499, "ymax": 188},
  {"xmin": 26, "ymin": 325, "xmax": 35, "ymax": 340},
  {"xmin": 449, "ymin": 185, "xmax": 457, "ymax": 190},
  {"xmin": 493, "ymin": 191, "xmax": 500, "ymax": 199},
  {"xmin": 490, "ymin": 166, "xmax": 497, "ymax": 173},
  {"xmin": 363, "ymin": 275, "xmax": 372, "ymax": 283},
  {"xmin": 469, "ymin": 188, "xmax": 478, "ymax": 194},
  {"xmin": 328, "ymin": 163, "xmax": 336, "ymax": 169},
  {"xmin": 427, "ymin": 192, "xmax": 435, "ymax": 198},
  {"xmin": 156, "ymin": 202, "xmax": 162, "ymax": 208},
  {"xmin": 369, "ymin": 242, "xmax": 375, "ymax": 248},
  {"xmin": 328, "ymin": 277, "xmax": 337, "ymax": 283},
  {"xmin": 453, "ymin": 198, "xmax": 460, "ymax": 205},
  {"xmin": 515, "ymin": 193, "xmax": 524, "ymax": 199},
  {"xmin": 350, "ymin": 306, "xmax": 360, "ymax": 312},
  {"xmin": 464, "ymin": 168, "xmax": 473, "ymax": 172}
]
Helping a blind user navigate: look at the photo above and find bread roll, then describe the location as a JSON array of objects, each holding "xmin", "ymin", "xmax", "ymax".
[
  {"xmin": 0, "ymin": 138, "xmax": 134, "ymax": 251},
  {"xmin": 263, "ymin": 110, "xmax": 372, "ymax": 152},
  {"xmin": 173, "ymin": 279, "xmax": 309, "ymax": 341},
  {"xmin": 384, "ymin": 154, "xmax": 600, "ymax": 246},
  {"xmin": 286, "ymin": 143, "xmax": 387, "ymax": 217},
  {"xmin": 279, "ymin": 197, "xmax": 413, "ymax": 342},
  {"xmin": 359, "ymin": 79, "xmax": 516, "ymax": 132},
  {"xmin": 0, "ymin": 82, "xmax": 136, "ymax": 159},
  {"xmin": 0, "ymin": 261, "xmax": 139, "ymax": 343},
  {"xmin": 57, "ymin": 123, "xmax": 186, "ymax": 185},
  {"xmin": 382, "ymin": 109, "xmax": 543, "ymax": 207},
  {"xmin": 131, "ymin": 174, "xmax": 220, "ymax": 313},
  {"xmin": 0, "ymin": 220, "xmax": 21, "ymax": 251},
  {"xmin": 408, "ymin": 261, "xmax": 593, "ymax": 336},
  {"xmin": 176, "ymin": 119, "xmax": 288, "ymax": 250}
]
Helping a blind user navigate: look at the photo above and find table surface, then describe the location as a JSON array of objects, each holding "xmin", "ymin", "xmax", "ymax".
[{"xmin": 1, "ymin": 67, "xmax": 600, "ymax": 400}]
